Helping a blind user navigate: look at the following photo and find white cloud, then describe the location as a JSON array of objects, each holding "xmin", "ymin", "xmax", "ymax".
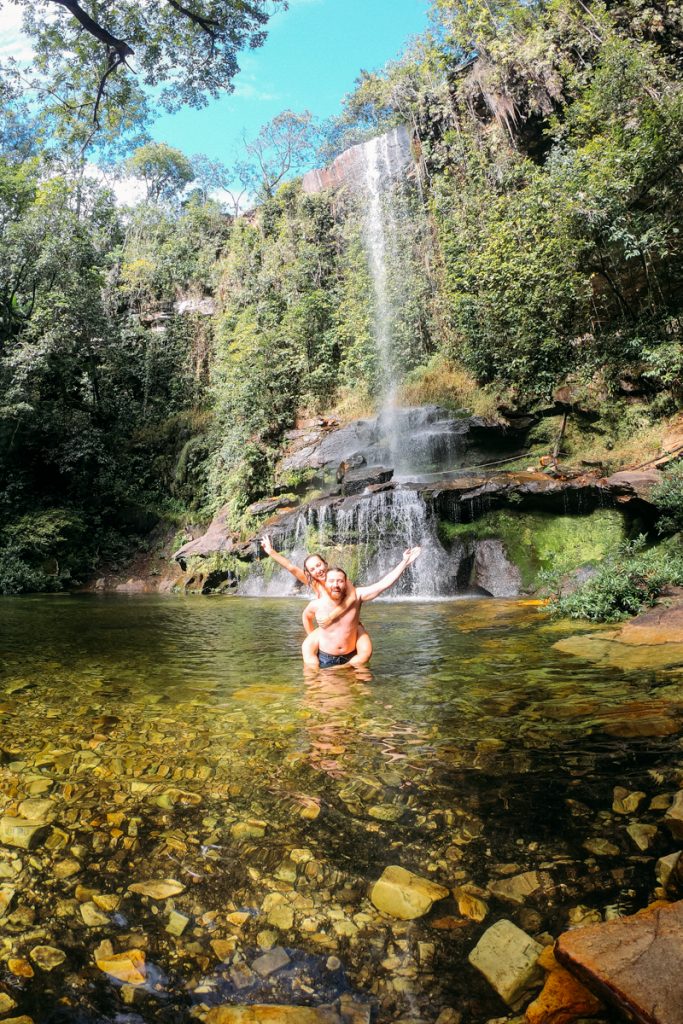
[
  {"xmin": 0, "ymin": 6, "xmax": 35, "ymax": 62},
  {"xmin": 85, "ymin": 164, "xmax": 147, "ymax": 206}
]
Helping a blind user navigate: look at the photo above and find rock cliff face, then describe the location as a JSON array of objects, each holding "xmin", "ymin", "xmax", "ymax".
[{"xmin": 302, "ymin": 125, "xmax": 414, "ymax": 195}]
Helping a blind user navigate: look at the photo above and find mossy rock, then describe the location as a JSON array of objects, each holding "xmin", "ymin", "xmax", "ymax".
[{"xmin": 438, "ymin": 509, "xmax": 627, "ymax": 591}]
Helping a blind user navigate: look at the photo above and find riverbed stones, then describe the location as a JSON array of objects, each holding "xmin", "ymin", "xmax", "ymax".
[
  {"xmin": 612, "ymin": 787, "xmax": 646, "ymax": 815},
  {"xmin": 128, "ymin": 878, "xmax": 185, "ymax": 899},
  {"xmin": 29, "ymin": 946, "xmax": 66, "ymax": 971},
  {"xmin": 488, "ymin": 870, "xmax": 546, "ymax": 905},
  {"xmin": 204, "ymin": 1008, "xmax": 341, "ymax": 1024},
  {"xmin": 0, "ymin": 994, "xmax": 18, "ymax": 1014},
  {"xmin": 370, "ymin": 866, "xmax": 448, "ymax": 920},
  {"xmin": 252, "ymin": 946, "xmax": 291, "ymax": 977},
  {"xmin": 468, "ymin": 920, "xmax": 543, "ymax": 1010},
  {"xmin": 555, "ymin": 899, "xmax": 683, "ymax": 1024},
  {"xmin": 582, "ymin": 837, "xmax": 619, "ymax": 857},
  {"xmin": 525, "ymin": 965, "xmax": 604, "ymax": 1024},
  {"xmin": 95, "ymin": 948, "xmax": 146, "ymax": 986},
  {"xmin": 0, "ymin": 817, "xmax": 46, "ymax": 850},
  {"xmin": 663, "ymin": 790, "xmax": 683, "ymax": 839}
]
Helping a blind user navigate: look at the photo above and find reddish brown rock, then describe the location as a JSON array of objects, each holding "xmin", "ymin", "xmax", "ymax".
[
  {"xmin": 603, "ymin": 469, "xmax": 663, "ymax": 504},
  {"xmin": 525, "ymin": 966, "xmax": 604, "ymax": 1024},
  {"xmin": 616, "ymin": 601, "xmax": 683, "ymax": 646},
  {"xmin": 555, "ymin": 899, "xmax": 683, "ymax": 1024}
]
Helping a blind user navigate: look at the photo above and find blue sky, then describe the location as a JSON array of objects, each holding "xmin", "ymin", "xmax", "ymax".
[{"xmin": 152, "ymin": 0, "xmax": 430, "ymax": 167}]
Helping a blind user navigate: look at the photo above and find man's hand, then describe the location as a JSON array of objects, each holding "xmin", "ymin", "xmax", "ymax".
[
  {"xmin": 261, "ymin": 535, "xmax": 273, "ymax": 556},
  {"xmin": 403, "ymin": 546, "xmax": 422, "ymax": 566}
]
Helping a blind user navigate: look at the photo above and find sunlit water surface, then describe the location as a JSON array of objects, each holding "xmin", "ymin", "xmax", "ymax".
[{"xmin": 1, "ymin": 595, "xmax": 681, "ymax": 1023}]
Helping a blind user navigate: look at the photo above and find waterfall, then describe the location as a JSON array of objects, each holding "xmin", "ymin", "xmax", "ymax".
[
  {"xmin": 244, "ymin": 488, "xmax": 459, "ymax": 599},
  {"xmin": 362, "ymin": 133, "xmax": 401, "ymax": 465}
]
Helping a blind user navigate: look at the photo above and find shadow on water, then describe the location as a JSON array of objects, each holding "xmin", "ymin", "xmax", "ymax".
[{"xmin": 0, "ymin": 594, "xmax": 680, "ymax": 1022}]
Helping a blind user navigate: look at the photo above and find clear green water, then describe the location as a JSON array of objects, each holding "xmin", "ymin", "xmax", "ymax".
[{"xmin": 0, "ymin": 595, "xmax": 681, "ymax": 1023}]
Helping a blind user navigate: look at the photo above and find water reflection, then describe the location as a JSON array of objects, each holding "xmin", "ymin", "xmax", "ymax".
[{"xmin": 0, "ymin": 595, "xmax": 681, "ymax": 1023}]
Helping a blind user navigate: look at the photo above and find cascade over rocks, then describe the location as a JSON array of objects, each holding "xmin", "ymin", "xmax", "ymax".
[{"xmin": 170, "ymin": 405, "xmax": 666, "ymax": 597}]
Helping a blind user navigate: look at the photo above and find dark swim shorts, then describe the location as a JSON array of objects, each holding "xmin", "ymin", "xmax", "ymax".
[{"xmin": 318, "ymin": 649, "xmax": 357, "ymax": 669}]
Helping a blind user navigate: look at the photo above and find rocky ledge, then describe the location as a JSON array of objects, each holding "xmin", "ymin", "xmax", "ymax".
[{"xmin": 555, "ymin": 592, "xmax": 683, "ymax": 673}]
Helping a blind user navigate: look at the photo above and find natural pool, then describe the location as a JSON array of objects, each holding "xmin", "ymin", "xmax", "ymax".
[{"xmin": 1, "ymin": 595, "xmax": 682, "ymax": 1023}]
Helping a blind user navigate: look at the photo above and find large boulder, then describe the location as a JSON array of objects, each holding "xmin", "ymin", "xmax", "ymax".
[
  {"xmin": 555, "ymin": 899, "xmax": 683, "ymax": 1024},
  {"xmin": 473, "ymin": 539, "xmax": 522, "ymax": 597}
]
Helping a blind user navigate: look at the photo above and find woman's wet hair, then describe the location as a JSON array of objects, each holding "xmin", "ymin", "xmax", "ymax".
[{"xmin": 303, "ymin": 553, "xmax": 328, "ymax": 582}]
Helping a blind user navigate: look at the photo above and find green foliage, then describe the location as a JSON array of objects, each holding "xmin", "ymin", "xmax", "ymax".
[
  {"xmin": 124, "ymin": 143, "xmax": 195, "ymax": 204},
  {"xmin": 547, "ymin": 536, "xmax": 683, "ymax": 621},
  {"xmin": 9, "ymin": 0, "xmax": 285, "ymax": 152},
  {"xmin": 652, "ymin": 462, "xmax": 683, "ymax": 534},
  {"xmin": 0, "ymin": 508, "xmax": 86, "ymax": 594},
  {"xmin": 439, "ymin": 509, "xmax": 625, "ymax": 589}
]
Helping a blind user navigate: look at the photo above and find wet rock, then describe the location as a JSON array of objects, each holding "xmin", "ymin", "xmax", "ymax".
[
  {"xmin": 370, "ymin": 865, "xmax": 448, "ymax": 920},
  {"xmin": 95, "ymin": 948, "xmax": 146, "ymax": 986},
  {"xmin": 252, "ymin": 946, "xmax": 291, "ymax": 977},
  {"xmin": 603, "ymin": 470, "xmax": 663, "ymax": 505},
  {"xmin": 211, "ymin": 938, "xmax": 237, "ymax": 961},
  {"xmin": 128, "ymin": 878, "xmax": 185, "ymax": 899},
  {"xmin": 80, "ymin": 901, "xmax": 110, "ymax": 927},
  {"xmin": 8, "ymin": 958, "xmax": 33, "ymax": 979},
  {"xmin": 0, "ymin": 817, "xmax": 47, "ymax": 850},
  {"xmin": 656, "ymin": 852, "xmax": 682, "ymax": 893},
  {"xmin": 247, "ymin": 495, "xmax": 300, "ymax": 517},
  {"xmin": 0, "ymin": 886, "xmax": 15, "ymax": 918},
  {"xmin": 663, "ymin": 791, "xmax": 683, "ymax": 840},
  {"xmin": 341, "ymin": 465, "xmax": 393, "ymax": 496},
  {"xmin": 435, "ymin": 1012, "xmax": 462, "ymax": 1024},
  {"xmin": 30, "ymin": 946, "xmax": 66, "ymax": 971},
  {"xmin": 0, "ymin": 994, "xmax": 17, "ymax": 1014},
  {"xmin": 453, "ymin": 886, "xmax": 488, "ymax": 922},
  {"xmin": 338, "ymin": 995, "xmax": 371, "ymax": 1024},
  {"xmin": 626, "ymin": 823, "xmax": 657, "ymax": 851},
  {"xmin": 555, "ymin": 899, "xmax": 683, "ymax": 1024},
  {"xmin": 229, "ymin": 962, "xmax": 255, "ymax": 990},
  {"xmin": 468, "ymin": 920, "xmax": 543, "ymax": 1010},
  {"xmin": 612, "ymin": 788, "xmax": 646, "ymax": 815},
  {"xmin": 489, "ymin": 871, "xmax": 546, "ymax": 905},
  {"xmin": 525, "ymin": 965, "xmax": 605, "ymax": 1024},
  {"xmin": 166, "ymin": 910, "xmax": 190, "ymax": 936},
  {"xmin": 582, "ymin": 838, "xmax": 619, "ymax": 857},
  {"xmin": 205, "ymin": 1008, "xmax": 340, "ymax": 1023},
  {"xmin": 267, "ymin": 905, "xmax": 294, "ymax": 930},
  {"xmin": 473, "ymin": 540, "xmax": 522, "ymax": 598}
]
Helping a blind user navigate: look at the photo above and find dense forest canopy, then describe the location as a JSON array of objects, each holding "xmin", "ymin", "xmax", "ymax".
[{"xmin": 0, "ymin": 0, "xmax": 682, "ymax": 593}]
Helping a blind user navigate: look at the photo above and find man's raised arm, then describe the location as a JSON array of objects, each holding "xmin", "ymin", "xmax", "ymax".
[
  {"xmin": 260, "ymin": 535, "xmax": 307, "ymax": 585},
  {"xmin": 357, "ymin": 547, "xmax": 421, "ymax": 603}
]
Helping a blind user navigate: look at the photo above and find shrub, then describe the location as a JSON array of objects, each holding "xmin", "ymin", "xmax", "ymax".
[
  {"xmin": 546, "ymin": 536, "xmax": 683, "ymax": 622},
  {"xmin": 652, "ymin": 462, "xmax": 683, "ymax": 535}
]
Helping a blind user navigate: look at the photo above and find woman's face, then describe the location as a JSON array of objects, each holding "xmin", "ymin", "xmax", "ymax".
[{"xmin": 305, "ymin": 555, "xmax": 328, "ymax": 581}]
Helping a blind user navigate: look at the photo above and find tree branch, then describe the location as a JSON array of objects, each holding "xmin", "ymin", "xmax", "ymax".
[
  {"xmin": 165, "ymin": 0, "xmax": 220, "ymax": 41},
  {"xmin": 50, "ymin": 0, "xmax": 135, "ymax": 60}
]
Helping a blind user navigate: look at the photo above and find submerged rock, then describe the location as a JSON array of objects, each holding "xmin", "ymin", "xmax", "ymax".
[
  {"xmin": 468, "ymin": 919, "xmax": 543, "ymax": 1010},
  {"xmin": 370, "ymin": 866, "xmax": 449, "ymax": 920},
  {"xmin": 29, "ymin": 946, "xmax": 66, "ymax": 971},
  {"xmin": 664, "ymin": 791, "xmax": 683, "ymax": 840},
  {"xmin": 525, "ymin": 964, "xmax": 604, "ymax": 1024},
  {"xmin": 555, "ymin": 899, "xmax": 683, "ymax": 1024},
  {"xmin": 128, "ymin": 878, "xmax": 185, "ymax": 899},
  {"xmin": 95, "ymin": 948, "xmax": 147, "ymax": 986},
  {"xmin": 205, "ymin": 1008, "xmax": 340, "ymax": 1023}
]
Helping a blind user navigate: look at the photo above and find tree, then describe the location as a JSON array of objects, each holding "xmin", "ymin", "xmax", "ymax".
[
  {"xmin": 2, "ymin": 0, "xmax": 286, "ymax": 139},
  {"xmin": 241, "ymin": 109, "xmax": 318, "ymax": 200},
  {"xmin": 125, "ymin": 142, "xmax": 195, "ymax": 204},
  {"xmin": 191, "ymin": 154, "xmax": 251, "ymax": 216}
]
